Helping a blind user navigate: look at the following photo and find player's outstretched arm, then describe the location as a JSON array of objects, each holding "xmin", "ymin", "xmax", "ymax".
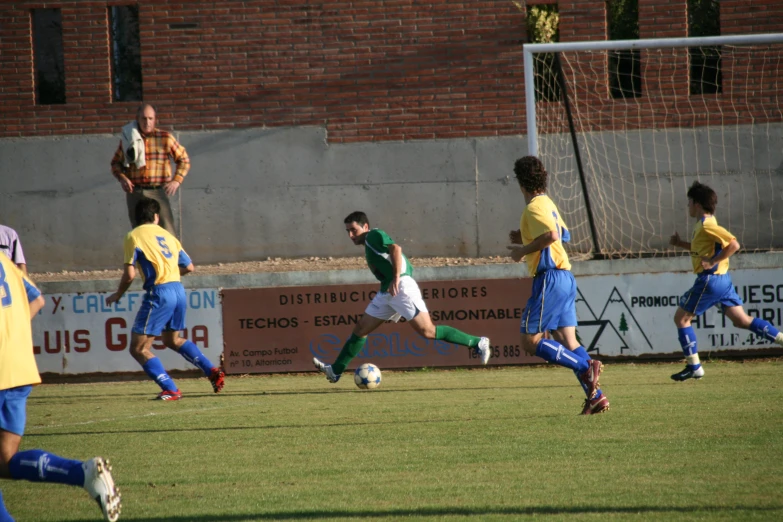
[{"xmin": 106, "ymin": 264, "xmax": 136, "ymax": 305}]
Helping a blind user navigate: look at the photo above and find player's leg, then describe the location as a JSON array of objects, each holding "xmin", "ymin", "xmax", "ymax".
[
  {"xmin": 521, "ymin": 271, "xmax": 595, "ymax": 393},
  {"xmin": 552, "ymin": 327, "xmax": 609, "ymax": 414},
  {"xmin": 723, "ymin": 305, "xmax": 783, "ymax": 346},
  {"xmin": 313, "ymin": 313, "xmax": 385, "ymax": 382},
  {"xmin": 399, "ymin": 276, "xmax": 491, "ymax": 363},
  {"xmin": 672, "ymin": 306, "xmax": 703, "ymax": 381},
  {"xmin": 132, "ymin": 286, "xmax": 180, "ymax": 398},
  {"xmin": 0, "ymin": 387, "xmax": 121, "ymax": 521},
  {"xmin": 161, "ymin": 286, "xmax": 225, "ymax": 392}
]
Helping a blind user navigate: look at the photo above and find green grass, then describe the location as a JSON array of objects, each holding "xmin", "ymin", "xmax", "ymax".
[{"xmin": 4, "ymin": 360, "xmax": 783, "ymax": 521}]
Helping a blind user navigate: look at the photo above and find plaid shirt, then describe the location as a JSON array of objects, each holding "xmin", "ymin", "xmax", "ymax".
[{"xmin": 110, "ymin": 128, "xmax": 190, "ymax": 186}]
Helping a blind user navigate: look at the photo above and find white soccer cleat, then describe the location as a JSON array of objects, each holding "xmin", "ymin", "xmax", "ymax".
[
  {"xmin": 776, "ymin": 332, "xmax": 783, "ymax": 347},
  {"xmin": 477, "ymin": 337, "xmax": 491, "ymax": 365},
  {"xmin": 83, "ymin": 457, "xmax": 121, "ymax": 522},
  {"xmin": 313, "ymin": 357, "xmax": 341, "ymax": 383}
]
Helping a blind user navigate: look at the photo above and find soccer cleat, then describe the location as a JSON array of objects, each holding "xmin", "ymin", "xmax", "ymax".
[
  {"xmin": 580, "ymin": 394, "xmax": 610, "ymax": 415},
  {"xmin": 476, "ymin": 337, "xmax": 491, "ymax": 365},
  {"xmin": 671, "ymin": 365, "xmax": 705, "ymax": 381},
  {"xmin": 312, "ymin": 357, "xmax": 341, "ymax": 383},
  {"xmin": 82, "ymin": 457, "xmax": 121, "ymax": 522},
  {"xmin": 155, "ymin": 389, "xmax": 182, "ymax": 401},
  {"xmin": 577, "ymin": 359, "xmax": 603, "ymax": 399},
  {"xmin": 209, "ymin": 367, "xmax": 225, "ymax": 393}
]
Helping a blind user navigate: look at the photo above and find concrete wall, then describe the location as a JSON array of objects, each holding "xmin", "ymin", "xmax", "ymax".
[
  {"xmin": 2, "ymin": 124, "xmax": 783, "ymax": 272},
  {"xmin": 0, "ymin": 128, "xmax": 528, "ymax": 271}
]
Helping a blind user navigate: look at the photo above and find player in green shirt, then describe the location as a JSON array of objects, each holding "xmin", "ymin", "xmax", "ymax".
[{"xmin": 313, "ymin": 211, "xmax": 491, "ymax": 382}]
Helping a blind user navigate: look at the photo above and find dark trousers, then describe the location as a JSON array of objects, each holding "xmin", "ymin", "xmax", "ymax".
[{"xmin": 126, "ymin": 187, "xmax": 178, "ymax": 237}]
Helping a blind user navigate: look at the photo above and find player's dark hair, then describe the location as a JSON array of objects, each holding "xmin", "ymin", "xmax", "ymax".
[
  {"xmin": 514, "ymin": 156, "xmax": 548, "ymax": 194},
  {"xmin": 344, "ymin": 211, "xmax": 369, "ymax": 227},
  {"xmin": 687, "ymin": 181, "xmax": 717, "ymax": 214},
  {"xmin": 135, "ymin": 197, "xmax": 160, "ymax": 225}
]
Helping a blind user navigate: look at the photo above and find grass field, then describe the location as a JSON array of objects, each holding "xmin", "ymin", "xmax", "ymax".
[{"xmin": 4, "ymin": 360, "xmax": 783, "ymax": 521}]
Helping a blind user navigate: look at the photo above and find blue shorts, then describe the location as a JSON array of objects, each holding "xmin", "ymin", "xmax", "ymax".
[
  {"xmin": 133, "ymin": 282, "xmax": 187, "ymax": 336},
  {"xmin": 521, "ymin": 269, "xmax": 577, "ymax": 334},
  {"xmin": 679, "ymin": 273, "xmax": 743, "ymax": 316},
  {"xmin": 0, "ymin": 385, "xmax": 32, "ymax": 436}
]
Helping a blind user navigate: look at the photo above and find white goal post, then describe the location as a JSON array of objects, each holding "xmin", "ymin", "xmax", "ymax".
[{"xmin": 523, "ymin": 33, "xmax": 783, "ymax": 259}]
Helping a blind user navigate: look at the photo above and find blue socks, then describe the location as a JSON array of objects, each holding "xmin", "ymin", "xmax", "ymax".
[
  {"xmin": 177, "ymin": 340, "xmax": 215, "ymax": 376},
  {"xmin": 8, "ymin": 450, "xmax": 85, "ymax": 486},
  {"xmin": 142, "ymin": 357, "xmax": 178, "ymax": 392},
  {"xmin": 677, "ymin": 326, "xmax": 701, "ymax": 369},
  {"xmin": 535, "ymin": 339, "xmax": 589, "ymax": 373},
  {"xmin": 749, "ymin": 318, "xmax": 781, "ymax": 342},
  {"xmin": 0, "ymin": 491, "xmax": 13, "ymax": 522},
  {"xmin": 573, "ymin": 346, "xmax": 602, "ymax": 400}
]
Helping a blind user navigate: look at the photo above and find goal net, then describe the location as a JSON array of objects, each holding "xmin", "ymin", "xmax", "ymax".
[{"xmin": 523, "ymin": 34, "xmax": 783, "ymax": 259}]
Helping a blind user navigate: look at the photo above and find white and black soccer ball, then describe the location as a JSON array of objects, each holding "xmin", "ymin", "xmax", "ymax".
[{"xmin": 354, "ymin": 363, "xmax": 382, "ymax": 390}]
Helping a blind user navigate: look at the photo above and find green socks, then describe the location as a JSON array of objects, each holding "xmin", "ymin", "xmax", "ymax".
[
  {"xmin": 332, "ymin": 334, "xmax": 367, "ymax": 374},
  {"xmin": 435, "ymin": 325, "xmax": 480, "ymax": 348}
]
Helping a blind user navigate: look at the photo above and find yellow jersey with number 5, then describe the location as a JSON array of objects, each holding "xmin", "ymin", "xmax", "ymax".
[
  {"xmin": 520, "ymin": 194, "xmax": 571, "ymax": 277},
  {"xmin": 0, "ymin": 255, "xmax": 42, "ymax": 390},
  {"xmin": 124, "ymin": 224, "xmax": 192, "ymax": 290}
]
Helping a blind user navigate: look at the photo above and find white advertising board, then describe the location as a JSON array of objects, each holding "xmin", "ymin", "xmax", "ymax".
[
  {"xmin": 33, "ymin": 289, "xmax": 223, "ymax": 374},
  {"xmin": 575, "ymin": 269, "xmax": 783, "ymax": 356}
]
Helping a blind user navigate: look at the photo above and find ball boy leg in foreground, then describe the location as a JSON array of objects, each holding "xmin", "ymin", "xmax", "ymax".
[
  {"xmin": 106, "ymin": 198, "xmax": 225, "ymax": 400},
  {"xmin": 668, "ymin": 181, "xmax": 783, "ymax": 381},
  {"xmin": 313, "ymin": 211, "xmax": 491, "ymax": 383},
  {"xmin": 507, "ymin": 157, "xmax": 608, "ymax": 415},
  {"xmin": 0, "ymin": 256, "xmax": 121, "ymax": 521}
]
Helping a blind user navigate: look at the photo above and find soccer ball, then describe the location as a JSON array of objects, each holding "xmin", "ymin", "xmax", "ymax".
[{"xmin": 354, "ymin": 363, "xmax": 382, "ymax": 390}]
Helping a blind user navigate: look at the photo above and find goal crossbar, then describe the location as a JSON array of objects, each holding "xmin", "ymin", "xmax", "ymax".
[{"xmin": 524, "ymin": 33, "xmax": 783, "ymax": 156}]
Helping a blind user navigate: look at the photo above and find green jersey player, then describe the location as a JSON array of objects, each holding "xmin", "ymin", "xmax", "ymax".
[{"xmin": 313, "ymin": 211, "xmax": 491, "ymax": 382}]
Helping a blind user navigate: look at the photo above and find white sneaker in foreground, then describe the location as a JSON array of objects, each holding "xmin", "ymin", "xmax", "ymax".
[
  {"xmin": 313, "ymin": 357, "xmax": 341, "ymax": 383},
  {"xmin": 83, "ymin": 457, "xmax": 121, "ymax": 522},
  {"xmin": 477, "ymin": 337, "xmax": 491, "ymax": 365}
]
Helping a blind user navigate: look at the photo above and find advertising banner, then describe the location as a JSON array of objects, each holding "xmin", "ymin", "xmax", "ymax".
[
  {"xmin": 33, "ymin": 289, "xmax": 223, "ymax": 374},
  {"xmin": 575, "ymin": 268, "xmax": 783, "ymax": 356},
  {"xmin": 222, "ymin": 279, "xmax": 536, "ymax": 374}
]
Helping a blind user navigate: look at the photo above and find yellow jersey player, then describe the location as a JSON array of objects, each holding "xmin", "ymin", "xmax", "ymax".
[
  {"xmin": 0, "ymin": 255, "xmax": 121, "ymax": 521},
  {"xmin": 669, "ymin": 181, "xmax": 783, "ymax": 381},
  {"xmin": 507, "ymin": 156, "xmax": 608, "ymax": 415},
  {"xmin": 105, "ymin": 198, "xmax": 224, "ymax": 400}
]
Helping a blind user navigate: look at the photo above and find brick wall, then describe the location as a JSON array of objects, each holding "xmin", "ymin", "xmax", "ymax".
[{"xmin": 0, "ymin": 0, "xmax": 780, "ymax": 141}]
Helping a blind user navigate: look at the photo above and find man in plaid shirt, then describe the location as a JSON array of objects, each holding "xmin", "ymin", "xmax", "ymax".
[{"xmin": 111, "ymin": 104, "xmax": 190, "ymax": 236}]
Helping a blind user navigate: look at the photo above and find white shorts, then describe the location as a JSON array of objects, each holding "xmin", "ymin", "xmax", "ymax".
[{"xmin": 365, "ymin": 276, "xmax": 428, "ymax": 322}]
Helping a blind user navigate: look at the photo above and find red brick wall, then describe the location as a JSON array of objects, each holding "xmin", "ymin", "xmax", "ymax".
[{"xmin": 0, "ymin": 0, "xmax": 780, "ymax": 141}]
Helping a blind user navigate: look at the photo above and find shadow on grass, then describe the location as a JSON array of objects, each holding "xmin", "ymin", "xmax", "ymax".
[
  {"xmin": 27, "ymin": 412, "xmax": 567, "ymax": 437},
  {"xmin": 70, "ymin": 504, "xmax": 782, "ymax": 521}
]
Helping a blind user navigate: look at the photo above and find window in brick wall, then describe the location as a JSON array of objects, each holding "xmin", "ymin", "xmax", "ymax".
[
  {"xmin": 109, "ymin": 5, "xmax": 143, "ymax": 102},
  {"xmin": 688, "ymin": 0, "xmax": 721, "ymax": 95},
  {"xmin": 32, "ymin": 8, "xmax": 66, "ymax": 105},
  {"xmin": 526, "ymin": 4, "xmax": 560, "ymax": 102},
  {"xmin": 607, "ymin": 0, "xmax": 641, "ymax": 99}
]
